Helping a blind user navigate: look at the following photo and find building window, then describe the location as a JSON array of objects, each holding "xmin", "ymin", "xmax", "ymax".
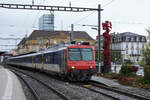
[
  {"xmin": 142, "ymin": 43, "xmax": 145, "ymax": 49},
  {"xmin": 39, "ymin": 39, "xmax": 43, "ymax": 46},
  {"xmin": 60, "ymin": 40, "xmax": 65, "ymax": 44},
  {"xmin": 136, "ymin": 46, "xmax": 139, "ymax": 50},
  {"xmin": 136, "ymin": 42, "xmax": 139, "ymax": 48},
  {"xmin": 126, "ymin": 50, "xmax": 128, "ymax": 54},
  {"xmin": 131, "ymin": 50, "xmax": 134, "ymax": 55},
  {"xmin": 131, "ymin": 46, "xmax": 134, "ymax": 50},
  {"xmin": 134, "ymin": 36, "xmax": 136, "ymax": 41},
  {"xmin": 131, "ymin": 43, "xmax": 134, "ymax": 50},
  {"xmin": 137, "ymin": 37, "xmax": 139, "ymax": 42},
  {"xmin": 128, "ymin": 37, "xmax": 131, "ymax": 42},
  {"xmin": 126, "ymin": 43, "xmax": 128, "ymax": 48},
  {"xmin": 126, "ymin": 37, "xmax": 130, "ymax": 42},
  {"xmin": 131, "ymin": 37, "xmax": 134, "ymax": 42},
  {"xmin": 137, "ymin": 49, "xmax": 139, "ymax": 54},
  {"xmin": 46, "ymin": 39, "xmax": 50, "ymax": 48},
  {"xmin": 54, "ymin": 40, "xmax": 57, "ymax": 44},
  {"xmin": 32, "ymin": 46, "xmax": 36, "ymax": 51}
]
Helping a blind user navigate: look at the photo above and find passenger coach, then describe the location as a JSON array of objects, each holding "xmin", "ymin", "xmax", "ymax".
[{"xmin": 6, "ymin": 42, "xmax": 96, "ymax": 81}]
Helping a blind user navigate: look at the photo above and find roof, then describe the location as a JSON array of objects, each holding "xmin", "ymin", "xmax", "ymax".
[
  {"xmin": 119, "ymin": 32, "xmax": 144, "ymax": 37},
  {"xmin": 111, "ymin": 32, "xmax": 147, "ymax": 43},
  {"xmin": 28, "ymin": 30, "xmax": 95, "ymax": 40},
  {"xmin": 111, "ymin": 32, "xmax": 145, "ymax": 37}
]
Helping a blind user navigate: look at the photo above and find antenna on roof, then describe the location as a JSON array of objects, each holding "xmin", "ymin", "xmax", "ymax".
[
  {"xmin": 69, "ymin": 2, "xmax": 71, "ymax": 7},
  {"xmin": 32, "ymin": 0, "xmax": 34, "ymax": 5}
]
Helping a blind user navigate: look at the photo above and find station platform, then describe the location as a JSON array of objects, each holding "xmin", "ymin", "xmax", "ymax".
[
  {"xmin": 91, "ymin": 76, "xmax": 121, "ymax": 87},
  {"xmin": 0, "ymin": 65, "xmax": 26, "ymax": 100}
]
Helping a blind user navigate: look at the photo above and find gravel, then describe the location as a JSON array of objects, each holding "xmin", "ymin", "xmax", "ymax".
[
  {"xmin": 114, "ymin": 85, "xmax": 150, "ymax": 99},
  {"xmin": 12, "ymin": 68, "xmax": 113, "ymax": 100},
  {"xmin": 91, "ymin": 86, "xmax": 137, "ymax": 100},
  {"xmin": 7, "ymin": 66, "xmax": 150, "ymax": 100},
  {"xmin": 18, "ymin": 77, "xmax": 36, "ymax": 100},
  {"xmin": 16, "ymin": 71, "xmax": 63, "ymax": 100}
]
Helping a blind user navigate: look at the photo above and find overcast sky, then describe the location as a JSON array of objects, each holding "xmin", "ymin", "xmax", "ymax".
[{"xmin": 0, "ymin": 0, "xmax": 150, "ymax": 40}]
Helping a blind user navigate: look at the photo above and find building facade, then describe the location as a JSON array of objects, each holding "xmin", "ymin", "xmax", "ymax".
[
  {"xmin": 17, "ymin": 30, "xmax": 95, "ymax": 54},
  {"xmin": 39, "ymin": 14, "xmax": 54, "ymax": 31},
  {"xmin": 111, "ymin": 32, "xmax": 147, "ymax": 63}
]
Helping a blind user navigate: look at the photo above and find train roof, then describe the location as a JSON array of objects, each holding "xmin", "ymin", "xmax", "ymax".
[{"xmin": 8, "ymin": 42, "xmax": 92, "ymax": 59}]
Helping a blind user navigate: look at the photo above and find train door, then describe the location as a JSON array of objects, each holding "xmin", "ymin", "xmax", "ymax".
[
  {"xmin": 41, "ymin": 54, "xmax": 44, "ymax": 70},
  {"xmin": 32, "ymin": 56, "xmax": 34, "ymax": 68},
  {"xmin": 34, "ymin": 55, "xmax": 39, "ymax": 70},
  {"xmin": 61, "ymin": 50, "xmax": 67, "ymax": 74}
]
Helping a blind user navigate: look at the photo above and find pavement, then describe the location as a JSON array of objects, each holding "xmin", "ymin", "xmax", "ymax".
[
  {"xmin": 91, "ymin": 75, "xmax": 135, "ymax": 91},
  {"xmin": 91, "ymin": 76, "xmax": 121, "ymax": 87},
  {"xmin": 0, "ymin": 65, "xmax": 26, "ymax": 100}
]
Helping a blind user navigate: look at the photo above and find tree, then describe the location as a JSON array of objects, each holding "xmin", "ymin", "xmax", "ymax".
[
  {"xmin": 144, "ymin": 28, "xmax": 150, "ymax": 65},
  {"xmin": 142, "ymin": 28, "xmax": 150, "ymax": 83}
]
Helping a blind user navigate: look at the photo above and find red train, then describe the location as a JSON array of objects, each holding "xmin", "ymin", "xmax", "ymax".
[{"xmin": 6, "ymin": 42, "xmax": 96, "ymax": 81}]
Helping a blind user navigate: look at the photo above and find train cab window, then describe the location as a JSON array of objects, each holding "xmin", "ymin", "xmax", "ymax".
[
  {"xmin": 68, "ymin": 48, "xmax": 93, "ymax": 61},
  {"xmin": 68, "ymin": 48, "xmax": 81, "ymax": 61},
  {"xmin": 81, "ymin": 48, "xmax": 93, "ymax": 61}
]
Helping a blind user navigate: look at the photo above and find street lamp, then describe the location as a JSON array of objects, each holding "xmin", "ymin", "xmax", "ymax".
[{"xmin": 91, "ymin": 27, "xmax": 102, "ymax": 72}]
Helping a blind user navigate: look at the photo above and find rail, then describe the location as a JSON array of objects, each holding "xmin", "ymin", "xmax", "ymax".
[{"xmin": 11, "ymin": 69, "xmax": 71, "ymax": 100}]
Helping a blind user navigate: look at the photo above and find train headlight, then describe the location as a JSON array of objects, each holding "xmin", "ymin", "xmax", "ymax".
[
  {"xmin": 77, "ymin": 42, "xmax": 81, "ymax": 45},
  {"xmin": 71, "ymin": 66, "xmax": 75, "ymax": 69},
  {"xmin": 90, "ymin": 66, "xmax": 93, "ymax": 68}
]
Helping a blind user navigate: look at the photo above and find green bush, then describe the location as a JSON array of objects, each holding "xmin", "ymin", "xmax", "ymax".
[
  {"xmin": 143, "ymin": 66, "xmax": 150, "ymax": 84},
  {"xmin": 119, "ymin": 64, "xmax": 138, "ymax": 77},
  {"xmin": 105, "ymin": 72, "xmax": 120, "ymax": 79},
  {"xmin": 138, "ymin": 61, "xmax": 146, "ymax": 67}
]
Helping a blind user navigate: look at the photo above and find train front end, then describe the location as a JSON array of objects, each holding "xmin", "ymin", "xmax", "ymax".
[{"xmin": 66, "ymin": 45, "xmax": 96, "ymax": 81}]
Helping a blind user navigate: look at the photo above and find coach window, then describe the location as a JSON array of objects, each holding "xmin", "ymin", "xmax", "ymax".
[{"xmin": 46, "ymin": 55, "xmax": 50, "ymax": 63}]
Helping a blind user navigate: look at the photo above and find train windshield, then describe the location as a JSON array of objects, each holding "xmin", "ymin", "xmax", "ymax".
[
  {"xmin": 68, "ymin": 48, "xmax": 93, "ymax": 61},
  {"xmin": 81, "ymin": 48, "xmax": 93, "ymax": 61}
]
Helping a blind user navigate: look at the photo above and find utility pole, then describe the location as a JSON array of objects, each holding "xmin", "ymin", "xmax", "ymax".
[
  {"xmin": 32, "ymin": 0, "xmax": 34, "ymax": 5},
  {"xmin": 70, "ymin": 24, "xmax": 74, "ymax": 42},
  {"xmin": 98, "ymin": 4, "xmax": 101, "ymax": 71}
]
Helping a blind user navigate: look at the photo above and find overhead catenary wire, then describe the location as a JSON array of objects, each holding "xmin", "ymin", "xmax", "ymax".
[
  {"xmin": 112, "ymin": 21, "xmax": 150, "ymax": 25},
  {"xmin": 72, "ymin": 0, "xmax": 115, "ymax": 25},
  {"xmin": 73, "ymin": 11, "xmax": 96, "ymax": 24},
  {"xmin": 102, "ymin": 0, "xmax": 116, "ymax": 8}
]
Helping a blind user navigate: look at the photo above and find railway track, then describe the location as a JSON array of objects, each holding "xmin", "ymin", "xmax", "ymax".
[
  {"xmin": 7, "ymin": 66, "xmax": 112, "ymax": 100},
  {"xmin": 89, "ymin": 81, "xmax": 150, "ymax": 100},
  {"xmin": 74, "ymin": 81, "xmax": 150, "ymax": 100},
  {"xmin": 11, "ymin": 69, "xmax": 71, "ymax": 100},
  {"xmin": 8, "ymin": 66, "xmax": 150, "ymax": 100}
]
